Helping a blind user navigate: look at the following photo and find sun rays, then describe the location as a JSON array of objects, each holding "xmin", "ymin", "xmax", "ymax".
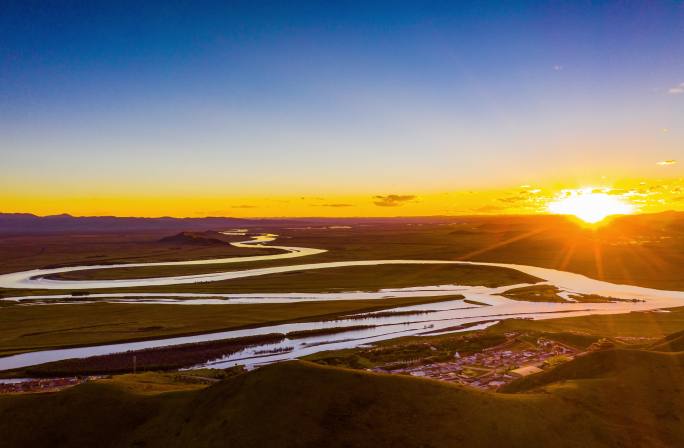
[{"xmin": 548, "ymin": 189, "xmax": 635, "ymax": 224}]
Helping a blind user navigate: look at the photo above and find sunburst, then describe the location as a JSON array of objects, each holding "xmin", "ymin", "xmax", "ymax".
[{"xmin": 547, "ymin": 189, "xmax": 635, "ymax": 224}]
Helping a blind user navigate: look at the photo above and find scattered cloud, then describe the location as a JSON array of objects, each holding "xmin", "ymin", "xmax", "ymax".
[
  {"xmin": 493, "ymin": 188, "xmax": 553, "ymax": 213},
  {"xmin": 373, "ymin": 194, "xmax": 416, "ymax": 207},
  {"xmin": 318, "ymin": 203, "xmax": 353, "ymax": 208},
  {"xmin": 669, "ymin": 82, "xmax": 684, "ymax": 95},
  {"xmin": 656, "ymin": 160, "xmax": 677, "ymax": 166},
  {"xmin": 553, "ymin": 65, "xmax": 563, "ymax": 71}
]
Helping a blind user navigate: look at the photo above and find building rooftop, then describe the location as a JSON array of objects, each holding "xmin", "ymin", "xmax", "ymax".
[{"xmin": 510, "ymin": 365, "xmax": 543, "ymax": 377}]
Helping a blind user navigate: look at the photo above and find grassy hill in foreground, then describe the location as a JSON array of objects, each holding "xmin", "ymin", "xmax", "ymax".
[
  {"xmin": 3, "ymin": 352, "xmax": 684, "ymax": 448},
  {"xmin": 650, "ymin": 329, "xmax": 684, "ymax": 352}
]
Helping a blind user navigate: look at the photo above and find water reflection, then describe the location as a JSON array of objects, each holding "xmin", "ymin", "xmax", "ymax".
[{"xmin": 0, "ymin": 231, "xmax": 683, "ymax": 373}]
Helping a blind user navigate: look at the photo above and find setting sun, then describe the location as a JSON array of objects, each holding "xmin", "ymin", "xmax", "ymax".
[{"xmin": 547, "ymin": 189, "xmax": 635, "ymax": 224}]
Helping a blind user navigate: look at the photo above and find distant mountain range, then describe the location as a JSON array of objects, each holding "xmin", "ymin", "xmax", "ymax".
[
  {"xmin": 1, "ymin": 211, "xmax": 681, "ymax": 234},
  {"xmin": 0, "ymin": 213, "xmax": 262, "ymax": 234},
  {"xmin": 0, "ymin": 212, "xmax": 437, "ymax": 234}
]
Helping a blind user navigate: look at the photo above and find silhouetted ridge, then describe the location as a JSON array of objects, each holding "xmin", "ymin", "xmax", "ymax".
[{"xmin": 158, "ymin": 231, "xmax": 228, "ymax": 246}]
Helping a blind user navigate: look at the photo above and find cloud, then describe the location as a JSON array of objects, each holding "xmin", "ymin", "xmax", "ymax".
[
  {"xmin": 318, "ymin": 203, "xmax": 353, "ymax": 208},
  {"xmin": 373, "ymin": 194, "xmax": 416, "ymax": 207},
  {"xmin": 656, "ymin": 160, "xmax": 677, "ymax": 166},
  {"xmin": 669, "ymin": 82, "xmax": 684, "ymax": 94},
  {"xmin": 495, "ymin": 188, "xmax": 551, "ymax": 212},
  {"xmin": 230, "ymin": 205, "xmax": 257, "ymax": 209}
]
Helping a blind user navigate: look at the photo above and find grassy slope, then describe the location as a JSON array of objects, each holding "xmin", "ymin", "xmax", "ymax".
[
  {"xmin": 0, "ymin": 295, "xmax": 463, "ymax": 356},
  {"xmin": 502, "ymin": 348, "xmax": 684, "ymax": 391},
  {"xmin": 487, "ymin": 307, "xmax": 684, "ymax": 338},
  {"xmin": 2, "ymin": 358, "xmax": 684, "ymax": 448},
  {"xmin": 650, "ymin": 330, "xmax": 684, "ymax": 351}
]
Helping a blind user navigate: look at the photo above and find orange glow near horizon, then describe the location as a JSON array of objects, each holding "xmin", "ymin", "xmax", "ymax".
[
  {"xmin": 0, "ymin": 178, "xmax": 680, "ymax": 218},
  {"xmin": 547, "ymin": 189, "xmax": 636, "ymax": 224}
]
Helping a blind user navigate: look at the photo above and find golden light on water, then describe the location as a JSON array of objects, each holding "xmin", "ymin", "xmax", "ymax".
[{"xmin": 547, "ymin": 189, "xmax": 635, "ymax": 224}]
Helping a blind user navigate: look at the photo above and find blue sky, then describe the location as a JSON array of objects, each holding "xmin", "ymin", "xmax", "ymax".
[{"xmin": 1, "ymin": 1, "xmax": 682, "ymax": 215}]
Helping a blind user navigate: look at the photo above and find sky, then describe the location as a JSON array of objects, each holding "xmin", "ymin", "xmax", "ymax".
[{"xmin": 1, "ymin": 0, "xmax": 683, "ymax": 217}]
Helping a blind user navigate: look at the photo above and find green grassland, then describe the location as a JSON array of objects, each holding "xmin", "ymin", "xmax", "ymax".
[
  {"xmin": 498, "ymin": 284, "xmax": 630, "ymax": 303},
  {"xmin": 91, "ymin": 371, "xmax": 212, "ymax": 394},
  {"xmin": 2, "ymin": 213, "xmax": 683, "ymax": 291},
  {"xmin": 0, "ymin": 263, "xmax": 540, "ymax": 297},
  {"xmin": 498, "ymin": 284, "xmax": 570, "ymax": 302},
  {"xmin": 487, "ymin": 308, "xmax": 684, "ymax": 338},
  {"xmin": 3, "ymin": 352, "xmax": 684, "ymax": 448},
  {"xmin": 0, "ymin": 295, "xmax": 464, "ymax": 356},
  {"xmin": 0, "ymin": 230, "xmax": 280, "ymax": 275},
  {"xmin": 45, "ymin": 259, "xmax": 311, "ymax": 281}
]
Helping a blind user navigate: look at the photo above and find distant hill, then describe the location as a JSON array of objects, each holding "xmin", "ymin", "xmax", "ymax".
[
  {"xmin": 0, "ymin": 213, "xmax": 428, "ymax": 234},
  {"xmin": 0, "ymin": 213, "xmax": 544, "ymax": 234},
  {"xmin": 158, "ymin": 231, "xmax": 231, "ymax": 246},
  {"xmin": 0, "ymin": 213, "xmax": 258, "ymax": 234},
  {"xmin": 1, "ymin": 211, "xmax": 681, "ymax": 234}
]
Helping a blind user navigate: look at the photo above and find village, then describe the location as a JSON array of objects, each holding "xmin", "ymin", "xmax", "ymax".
[
  {"xmin": 0, "ymin": 332, "xmax": 614, "ymax": 395},
  {"xmin": 0, "ymin": 376, "xmax": 100, "ymax": 394},
  {"xmin": 373, "ymin": 333, "xmax": 580, "ymax": 390}
]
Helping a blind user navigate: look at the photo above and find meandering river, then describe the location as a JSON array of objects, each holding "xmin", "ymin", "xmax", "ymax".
[{"xmin": 1, "ymin": 231, "xmax": 682, "ymax": 372}]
